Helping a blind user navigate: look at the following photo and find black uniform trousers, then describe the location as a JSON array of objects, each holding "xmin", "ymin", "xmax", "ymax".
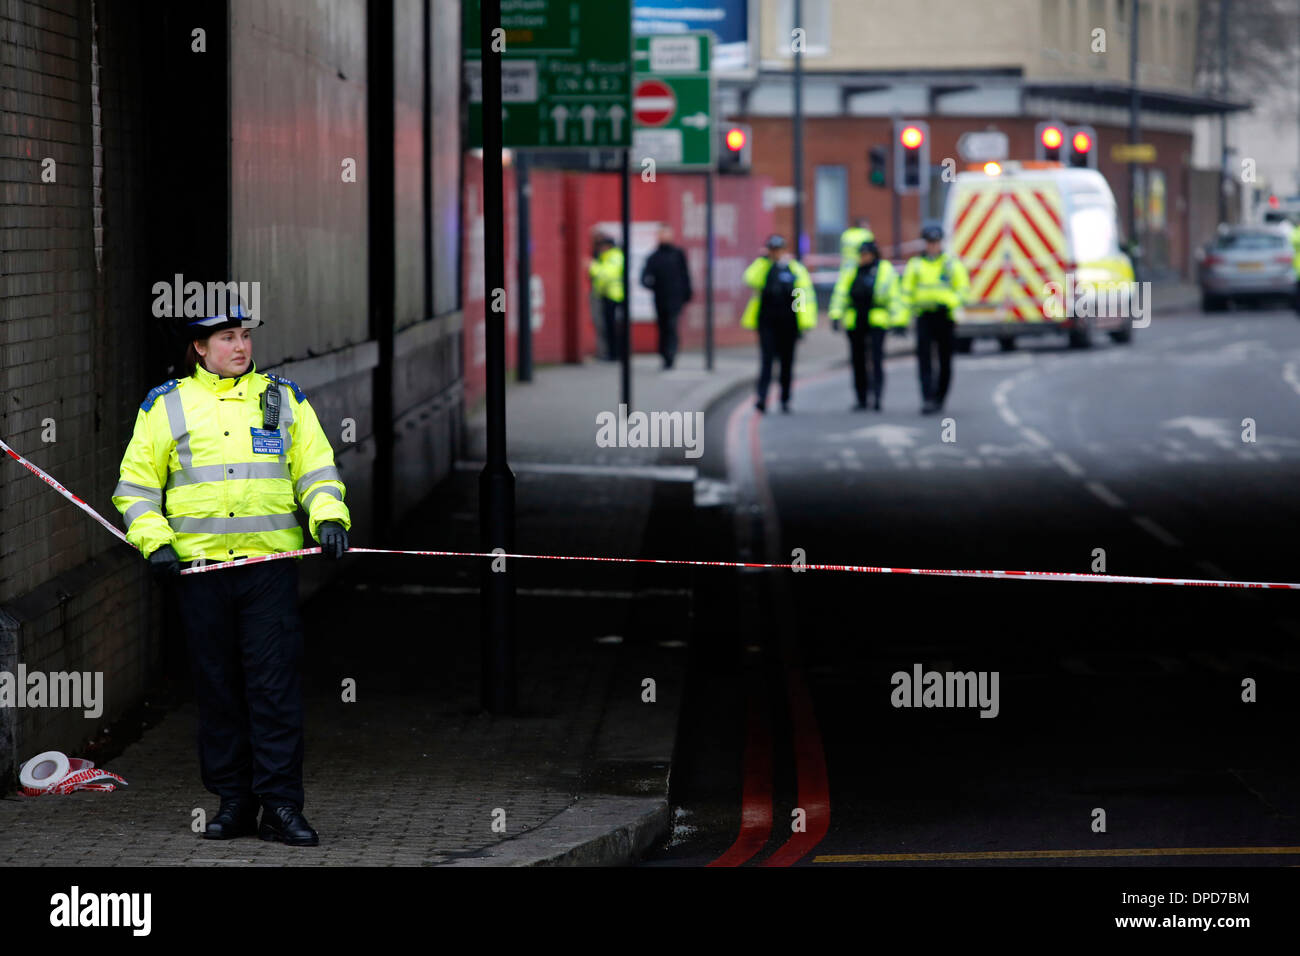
[
  {"xmin": 756, "ymin": 310, "xmax": 800, "ymax": 408},
  {"xmin": 847, "ymin": 324, "xmax": 887, "ymax": 406},
  {"xmin": 602, "ymin": 297, "xmax": 624, "ymax": 361},
  {"xmin": 915, "ymin": 308, "xmax": 955, "ymax": 405},
  {"xmin": 175, "ymin": 559, "xmax": 306, "ymax": 809},
  {"xmin": 655, "ymin": 301, "xmax": 682, "ymax": 368}
]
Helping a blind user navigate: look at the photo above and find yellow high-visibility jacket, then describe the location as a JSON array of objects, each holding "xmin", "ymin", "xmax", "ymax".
[
  {"xmin": 1291, "ymin": 223, "xmax": 1300, "ymax": 277},
  {"xmin": 829, "ymin": 258, "xmax": 905, "ymax": 330},
  {"xmin": 838, "ymin": 226, "xmax": 874, "ymax": 271},
  {"xmin": 830, "ymin": 226, "xmax": 875, "ymax": 318},
  {"xmin": 114, "ymin": 361, "xmax": 351, "ymax": 563},
  {"xmin": 740, "ymin": 256, "xmax": 817, "ymax": 331},
  {"xmin": 902, "ymin": 252, "xmax": 970, "ymax": 317},
  {"xmin": 590, "ymin": 247, "xmax": 625, "ymax": 302}
]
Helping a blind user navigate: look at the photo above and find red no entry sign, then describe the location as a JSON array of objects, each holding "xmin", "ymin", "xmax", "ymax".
[{"xmin": 633, "ymin": 79, "xmax": 676, "ymax": 127}]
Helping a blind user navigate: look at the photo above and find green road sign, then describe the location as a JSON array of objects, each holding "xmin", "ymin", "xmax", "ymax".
[
  {"xmin": 632, "ymin": 32, "xmax": 714, "ymax": 171},
  {"xmin": 464, "ymin": 0, "xmax": 632, "ymax": 149}
]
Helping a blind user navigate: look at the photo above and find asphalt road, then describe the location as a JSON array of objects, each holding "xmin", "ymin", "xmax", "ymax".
[{"xmin": 643, "ymin": 307, "xmax": 1300, "ymax": 867}]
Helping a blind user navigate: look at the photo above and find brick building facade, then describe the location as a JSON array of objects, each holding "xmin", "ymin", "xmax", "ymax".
[{"xmin": 0, "ymin": 0, "xmax": 464, "ymax": 784}]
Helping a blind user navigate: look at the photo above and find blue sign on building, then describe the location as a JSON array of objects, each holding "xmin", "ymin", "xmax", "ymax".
[{"xmin": 633, "ymin": 0, "xmax": 751, "ymax": 74}]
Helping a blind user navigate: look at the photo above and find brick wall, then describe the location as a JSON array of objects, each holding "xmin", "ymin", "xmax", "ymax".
[
  {"xmin": 0, "ymin": 0, "xmax": 466, "ymax": 787},
  {"xmin": 0, "ymin": 0, "xmax": 158, "ymax": 784}
]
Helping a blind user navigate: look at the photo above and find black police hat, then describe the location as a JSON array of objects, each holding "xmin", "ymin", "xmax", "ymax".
[
  {"xmin": 179, "ymin": 299, "xmax": 262, "ymax": 341},
  {"xmin": 765, "ymin": 234, "xmax": 786, "ymax": 250}
]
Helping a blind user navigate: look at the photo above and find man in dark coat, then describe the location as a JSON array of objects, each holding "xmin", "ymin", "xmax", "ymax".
[{"xmin": 640, "ymin": 225, "xmax": 693, "ymax": 369}]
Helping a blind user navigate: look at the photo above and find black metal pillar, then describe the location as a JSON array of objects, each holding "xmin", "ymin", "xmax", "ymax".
[
  {"xmin": 1128, "ymin": 0, "xmax": 1141, "ymax": 280},
  {"xmin": 478, "ymin": 0, "xmax": 516, "ymax": 714},
  {"xmin": 367, "ymin": 0, "xmax": 395, "ymax": 546},
  {"xmin": 792, "ymin": 0, "xmax": 804, "ymax": 260},
  {"xmin": 516, "ymin": 150, "xmax": 533, "ymax": 382},
  {"xmin": 705, "ymin": 170, "xmax": 715, "ymax": 371},
  {"xmin": 621, "ymin": 147, "xmax": 632, "ymax": 408},
  {"xmin": 1217, "ymin": 0, "xmax": 1231, "ymax": 225}
]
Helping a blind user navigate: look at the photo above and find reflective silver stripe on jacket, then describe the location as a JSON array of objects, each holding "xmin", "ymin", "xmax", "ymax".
[
  {"xmin": 167, "ymin": 513, "xmax": 299, "ymax": 534},
  {"xmin": 301, "ymin": 485, "xmax": 342, "ymax": 512},
  {"xmin": 124, "ymin": 501, "xmax": 165, "ymax": 528},
  {"xmin": 114, "ymin": 481, "xmax": 163, "ymax": 505},
  {"xmin": 295, "ymin": 466, "xmax": 341, "ymax": 499},
  {"xmin": 166, "ymin": 461, "xmax": 292, "ymax": 490},
  {"xmin": 162, "ymin": 389, "xmax": 192, "ymax": 468},
  {"xmin": 277, "ymin": 384, "xmax": 295, "ymax": 463}
]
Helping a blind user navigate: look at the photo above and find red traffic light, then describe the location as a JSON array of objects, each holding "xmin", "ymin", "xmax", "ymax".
[
  {"xmin": 725, "ymin": 127, "xmax": 746, "ymax": 151},
  {"xmin": 900, "ymin": 125, "xmax": 924, "ymax": 149},
  {"xmin": 1071, "ymin": 130, "xmax": 1092, "ymax": 154},
  {"xmin": 1040, "ymin": 126, "xmax": 1063, "ymax": 150},
  {"xmin": 1269, "ymin": 194, "xmax": 1281, "ymax": 208}
]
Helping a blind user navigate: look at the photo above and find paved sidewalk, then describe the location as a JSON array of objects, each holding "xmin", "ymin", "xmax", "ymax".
[
  {"xmin": 466, "ymin": 324, "xmax": 856, "ymax": 465},
  {"xmin": 0, "ymin": 328, "xmax": 855, "ymax": 866}
]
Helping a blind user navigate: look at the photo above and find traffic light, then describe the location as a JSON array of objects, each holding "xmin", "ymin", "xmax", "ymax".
[
  {"xmin": 893, "ymin": 119, "xmax": 929, "ymax": 195},
  {"xmin": 1035, "ymin": 121, "xmax": 1064, "ymax": 161},
  {"xmin": 718, "ymin": 123, "xmax": 751, "ymax": 174},
  {"xmin": 869, "ymin": 145, "xmax": 887, "ymax": 188},
  {"xmin": 1067, "ymin": 124, "xmax": 1097, "ymax": 168}
]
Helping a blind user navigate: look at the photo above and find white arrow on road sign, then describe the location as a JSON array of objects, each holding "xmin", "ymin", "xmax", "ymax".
[
  {"xmin": 681, "ymin": 112, "xmax": 709, "ymax": 129},
  {"xmin": 550, "ymin": 105, "xmax": 569, "ymax": 141},
  {"xmin": 579, "ymin": 104, "xmax": 597, "ymax": 140},
  {"xmin": 607, "ymin": 104, "xmax": 626, "ymax": 141}
]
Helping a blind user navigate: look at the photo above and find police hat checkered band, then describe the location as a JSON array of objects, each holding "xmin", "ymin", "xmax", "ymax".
[
  {"xmin": 765, "ymin": 234, "xmax": 786, "ymax": 249},
  {"xmin": 186, "ymin": 303, "xmax": 261, "ymax": 332}
]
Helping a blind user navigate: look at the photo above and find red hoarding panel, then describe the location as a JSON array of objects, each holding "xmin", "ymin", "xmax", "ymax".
[{"xmin": 464, "ymin": 155, "xmax": 776, "ymax": 404}]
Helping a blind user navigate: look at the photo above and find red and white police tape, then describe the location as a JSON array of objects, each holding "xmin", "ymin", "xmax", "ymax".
[
  {"xmin": 4, "ymin": 435, "xmax": 1299, "ymax": 592},
  {"xmin": 18, "ymin": 751, "xmax": 128, "ymax": 796}
]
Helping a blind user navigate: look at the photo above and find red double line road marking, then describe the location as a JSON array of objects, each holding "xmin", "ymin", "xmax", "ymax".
[
  {"xmin": 707, "ymin": 670, "xmax": 773, "ymax": 867},
  {"xmin": 711, "ymin": 384, "xmax": 833, "ymax": 866},
  {"xmin": 760, "ymin": 658, "xmax": 831, "ymax": 866}
]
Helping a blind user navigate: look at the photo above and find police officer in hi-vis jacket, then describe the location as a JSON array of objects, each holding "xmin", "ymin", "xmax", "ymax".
[
  {"xmin": 902, "ymin": 223, "xmax": 970, "ymax": 414},
  {"xmin": 829, "ymin": 239, "xmax": 904, "ymax": 411},
  {"xmin": 114, "ymin": 302, "xmax": 350, "ymax": 846}
]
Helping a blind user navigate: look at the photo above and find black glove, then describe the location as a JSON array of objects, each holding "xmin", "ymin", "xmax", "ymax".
[
  {"xmin": 890, "ymin": 325, "xmax": 907, "ymax": 338},
  {"xmin": 148, "ymin": 544, "xmax": 181, "ymax": 580},
  {"xmin": 318, "ymin": 521, "xmax": 349, "ymax": 560},
  {"xmin": 830, "ymin": 319, "xmax": 842, "ymax": 333}
]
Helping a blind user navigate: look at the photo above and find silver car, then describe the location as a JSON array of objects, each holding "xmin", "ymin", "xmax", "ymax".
[{"xmin": 1198, "ymin": 227, "xmax": 1295, "ymax": 311}]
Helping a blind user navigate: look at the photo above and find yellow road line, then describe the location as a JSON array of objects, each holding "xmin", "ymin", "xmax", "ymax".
[{"xmin": 815, "ymin": 846, "xmax": 1300, "ymax": 863}]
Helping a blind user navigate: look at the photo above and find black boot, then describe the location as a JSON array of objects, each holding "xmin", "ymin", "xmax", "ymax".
[
  {"xmin": 204, "ymin": 796, "xmax": 259, "ymax": 840},
  {"xmin": 259, "ymin": 803, "xmax": 320, "ymax": 847}
]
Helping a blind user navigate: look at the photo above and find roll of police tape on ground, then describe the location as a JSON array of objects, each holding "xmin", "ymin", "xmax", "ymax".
[
  {"xmin": 19, "ymin": 751, "xmax": 69, "ymax": 792},
  {"xmin": 4, "ymin": 435, "xmax": 1300, "ymax": 592},
  {"xmin": 18, "ymin": 751, "xmax": 128, "ymax": 796}
]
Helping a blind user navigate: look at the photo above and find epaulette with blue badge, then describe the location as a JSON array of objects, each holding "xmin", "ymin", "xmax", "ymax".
[
  {"xmin": 264, "ymin": 372, "xmax": 305, "ymax": 403},
  {"xmin": 140, "ymin": 379, "xmax": 180, "ymax": 412}
]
